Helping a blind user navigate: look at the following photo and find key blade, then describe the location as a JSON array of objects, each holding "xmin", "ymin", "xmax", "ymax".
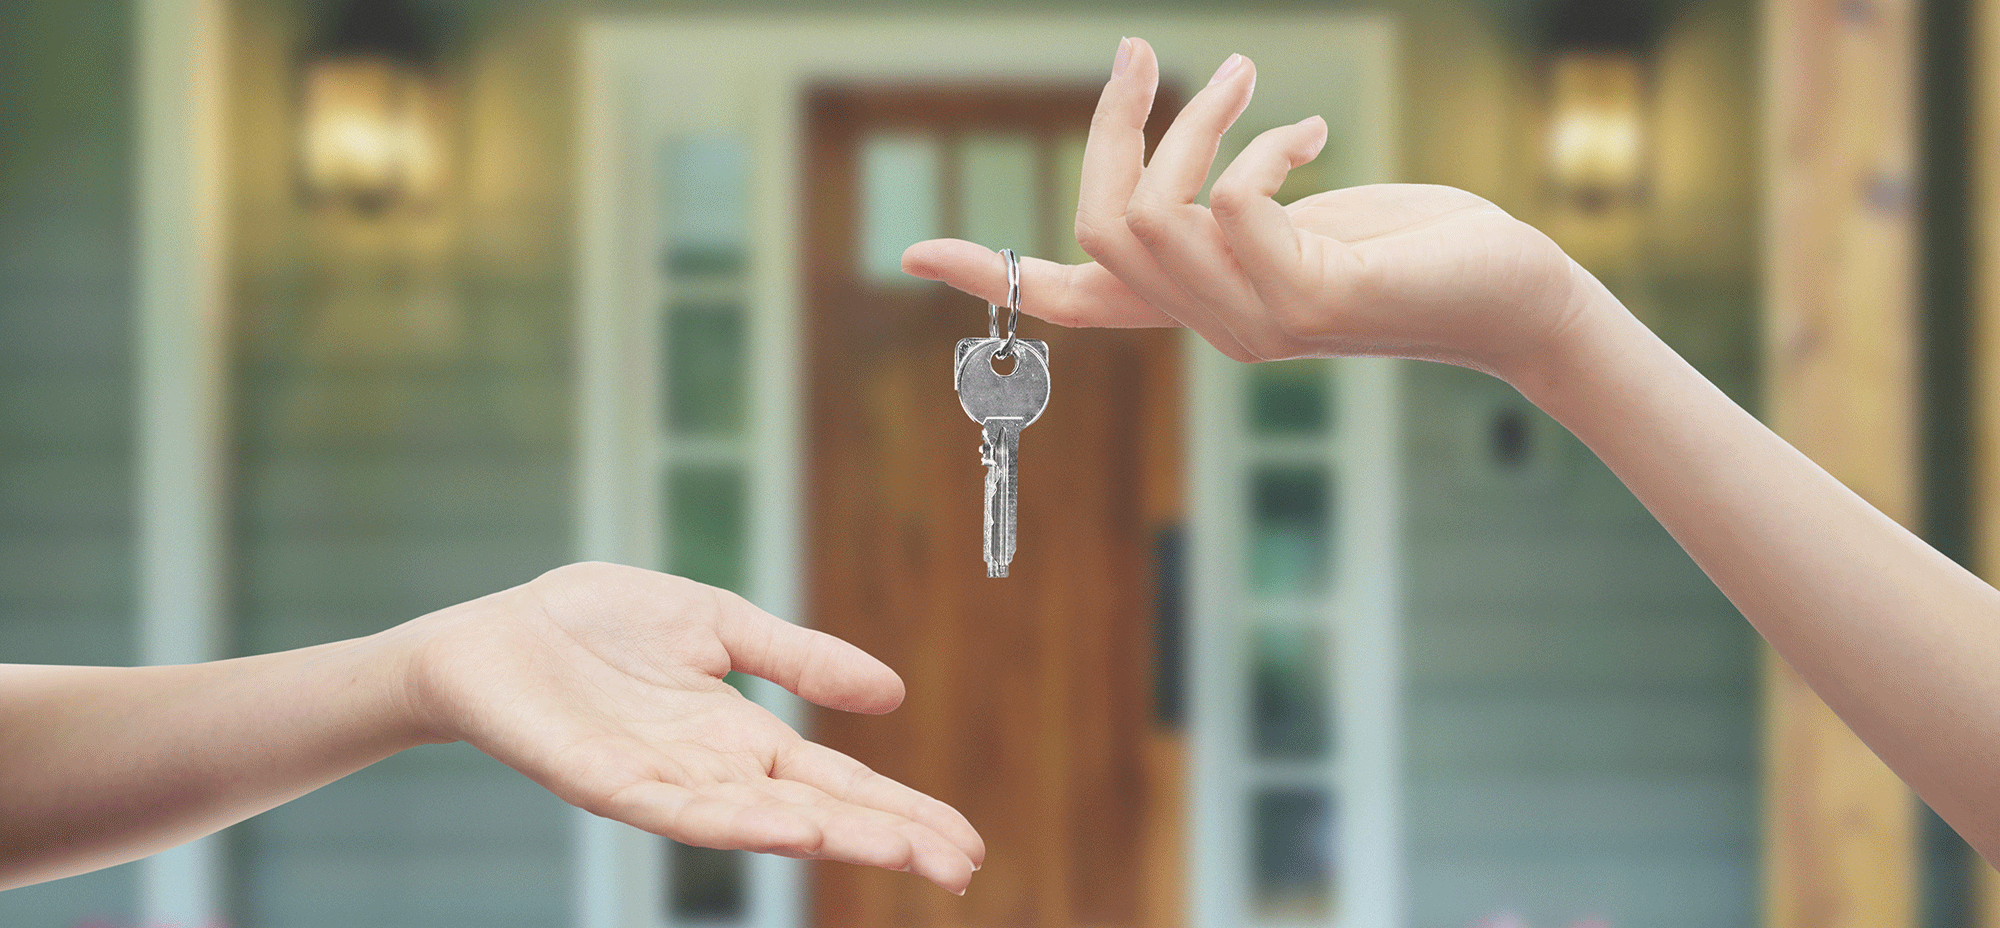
[{"xmin": 983, "ymin": 419, "xmax": 1021, "ymax": 577}]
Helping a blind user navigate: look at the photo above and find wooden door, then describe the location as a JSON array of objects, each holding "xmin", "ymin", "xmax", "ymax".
[{"xmin": 804, "ymin": 85, "xmax": 1185, "ymax": 928}]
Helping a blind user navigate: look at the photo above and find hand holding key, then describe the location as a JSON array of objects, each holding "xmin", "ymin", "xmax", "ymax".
[{"xmin": 902, "ymin": 37, "xmax": 1587, "ymax": 385}]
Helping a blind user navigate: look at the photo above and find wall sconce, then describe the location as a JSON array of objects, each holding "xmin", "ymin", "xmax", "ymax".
[
  {"xmin": 298, "ymin": 0, "xmax": 446, "ymax": 213},
  {"xmin": 1542, "ymin": 0, "xmax": 1658, "ymax": 212}
]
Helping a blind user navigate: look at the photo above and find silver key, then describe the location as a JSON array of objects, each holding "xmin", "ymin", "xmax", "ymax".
[{"xmin": 955, "ymin": 336, "xmax": 1050, "ymax": 577}]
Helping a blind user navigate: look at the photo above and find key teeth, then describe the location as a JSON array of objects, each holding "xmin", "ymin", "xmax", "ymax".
[{"xmin": 988, "ymin": 563, "xmax": 1008, "ymax": 578}]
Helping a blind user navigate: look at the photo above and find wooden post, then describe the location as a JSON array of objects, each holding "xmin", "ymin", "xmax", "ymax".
[
  {"xmin": 1762, "ymin": 0, "xmax": 1920, "ymax": 927},
  {"xmin": 1971, "ymin": 0, "xmax": 2000, "ymax": 920}
]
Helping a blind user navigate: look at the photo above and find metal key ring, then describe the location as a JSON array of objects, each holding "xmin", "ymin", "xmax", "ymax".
[{"xmin": 988, "ymin": 248, "xmax": 1021, "ymax": 359}]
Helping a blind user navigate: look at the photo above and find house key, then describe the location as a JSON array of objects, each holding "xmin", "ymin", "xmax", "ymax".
[{"xmin": 954, "ymin": 249, "xmax": 1049, "ymax": 578}]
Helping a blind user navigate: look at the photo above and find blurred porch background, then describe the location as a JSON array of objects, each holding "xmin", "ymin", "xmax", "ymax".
[{"xmin": 0, "ymin": 0, "xmax": 1987, "ymax": 927}]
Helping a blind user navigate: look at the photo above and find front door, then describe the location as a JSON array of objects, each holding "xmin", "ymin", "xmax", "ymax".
[{"xmin": 803, "ymin": 85, "xmax": 1185, "ymax": 928}]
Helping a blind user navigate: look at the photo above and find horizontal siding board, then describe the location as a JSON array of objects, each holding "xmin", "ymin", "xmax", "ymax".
[
  {"xmin": 0, "ymin": 535, "xmax": 129, "ymax": 611},
  {"xmin": 0, "ymin": 610, "xmax": 133, "ymax": 665},
  {"xmin": 236, "ymin": 453, "xmax": 567, "ymax": 534},
  {"xmin": 0, "ymin": 283, "xmax": 131, "ymax": 368},
  {"xmin": 1398, "ymin": 362, "xmax": 1756, "ymax": 928},
  {"xmin": 1408, "ymin": 851, "xmax": 1757, "ymax": 928},
  {"xmin": 240, "ymin": 747, "xmax": 568, "ymax": 928},
  {"xmin": 0, "ymin": 862, "xmax": 141, "ymax": 928},
  {"xmin": 236, "ymin": 369, "xmax": 565, "ymax": 454},
  {"xmin": 1405, "ymin": 607, "xmax": 1759, "ymax": 690},
  {"xmin": 0, "ymin": 373, "xmax": 131, "ymax": 451},
  {"xmin": 1404, "ymin": 532, "xmax": 1728, "ymax": 611},
  {"xmin": 232, "ymin": 538, "xmax": 563, "ymax": 652},
  {"xmin": 1406, "ymin": 775, "xmax": 1756, "ymax": 855},
  {"xmin": 0, "ymin": 1, "xmax": 136, "ymax": 923},
  {"xmin": 0, "ymin": 455, "xmax": 130, "ymax": 529},
  {"xmin": 1407, "ymin": 694, "xmax": 1756, "ymax": 777}
]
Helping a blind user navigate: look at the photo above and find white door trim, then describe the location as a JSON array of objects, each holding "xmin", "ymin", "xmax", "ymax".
[{"xmin": 135, "ymin": 0, "xmax": 231, "ymax": 923}]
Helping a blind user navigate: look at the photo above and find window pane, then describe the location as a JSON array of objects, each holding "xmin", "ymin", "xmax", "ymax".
[
  {"xmin": 664, "ymin": 299, "xmax": 745, "ymax": 436},
  {"xmin": 858, "ymin": 132, "xmax": 939, "ymax": 283},
  {"xmin": 667, "ymin": 464, "xmax": 745, "ymax": 591},
  {"xmin": 1251, "ymin": 788, "xmax": 1337, "ymax": 920},
  {"xmin": 1249, "ymin": 359, "xmax": 1331, "ymax": 435},
  {"xmin": 1251, "ymin": 624, "xmax": 1332, "ymax": 759},
  {"xmin": 661, "ymin": 135, "xmax": 747, "ymax": 275},
  {"xmin": 669, "ymin": 843, "xmax": 747, "ymax": 921},
  {"xmin": 959, "ymin": 133, "xmax": 1039, "ymax": 255},
  {"xmin": 1251, "ymin": 466, "xmax": 1332, "ymax": 595}
]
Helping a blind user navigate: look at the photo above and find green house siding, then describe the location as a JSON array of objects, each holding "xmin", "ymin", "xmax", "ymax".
[{"xmin": 0, "ymin": 1, "xmax": 140, "ymax": 926}]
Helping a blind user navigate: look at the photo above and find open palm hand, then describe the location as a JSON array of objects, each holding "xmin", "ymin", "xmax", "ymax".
[{"xmin": 396, "ymin": 562, "xmax": 983, "ymax": 893}]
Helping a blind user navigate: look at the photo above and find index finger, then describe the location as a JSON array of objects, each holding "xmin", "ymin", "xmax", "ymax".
[{"xmin": 901, "ymin": 238, "xmax": 1176, "ymax": 328}]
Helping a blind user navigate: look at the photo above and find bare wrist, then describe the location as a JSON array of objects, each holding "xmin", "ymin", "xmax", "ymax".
[
  {"xmin": 363, "ymin": 610, "xmax": 467, "ymax": 748},
  {"xmin": 1491, "ymin": 258, "xmax": 1631, "ymax": 403}
]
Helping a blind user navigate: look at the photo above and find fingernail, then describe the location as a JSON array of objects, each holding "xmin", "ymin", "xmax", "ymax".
[
  {"xmin": 1112, "ymin": 37, "xmax": 1133, "ymax": 78},
  {"xmin": 1208, "ymin": 53, "xmax": 1245, "ymax": 86}
]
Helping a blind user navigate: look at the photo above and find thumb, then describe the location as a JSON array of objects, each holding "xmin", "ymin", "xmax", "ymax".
[{"xmin": 711, "ymin": 589, "xmax": 905, "ymax": 715}]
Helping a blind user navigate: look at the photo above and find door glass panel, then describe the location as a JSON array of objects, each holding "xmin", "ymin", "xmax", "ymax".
[
  {"xmin": 1251, "ymin": 787, "xmax": 1337, "ymax": 919},
  {"xmin": 1250, "ymin": 465, "xmax": 1332, "ymax": 595},
  {"xmin": 1249, "ymin": 360, "xmax": 1332, "ymax": 436},
  {"xmin": 858, "ymin": 132, "xmax": 940, "ymax": 283},
  {"xmin": 1251, "ymin": 624, "xmax": 1332, "ymax": 759},
  {"xmin": 670, "ymin": 843, "xmax": 748, "ymax": 921},
  {"xmin": 662, "ymin": 135, "xmax": 748, "ymax": 275},
  {"xmin": 959, "ymin": 133, "xmax": 1039, "ymax": 254},
  {"xmin": 666, "ymin": 464, "xmax": 745, "ymax": 592},
  {"xmin": 664, "ymin": 299, "xmax": 746, "ymax": 436},
  {"xmin": 657, "ymin": 131, "xmax": 755, "ymax": 926}
]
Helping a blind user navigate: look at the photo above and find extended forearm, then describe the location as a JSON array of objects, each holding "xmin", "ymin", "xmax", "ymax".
[
  {"xmin": 1507, "ymin": 270, "xmax": 2000, "ymax": 861},
  {"xmin": 0, "ymin": 631, "xmax": 434, "ymax": 889}
]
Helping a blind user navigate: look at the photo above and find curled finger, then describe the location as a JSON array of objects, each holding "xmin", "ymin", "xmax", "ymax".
[
  {"xmin": 1209, "ymin": 116, "xmax": 1330, "ymax": 310},
  {"xmin": 901, "ymin": 239, "xmax": 1174, "ymax": 328}
]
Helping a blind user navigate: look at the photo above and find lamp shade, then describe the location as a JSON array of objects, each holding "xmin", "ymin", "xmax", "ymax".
[
  {"xmin": 1538, "ymin": 0, "xmax": 1659, "ymax": 212},
  {"xmin": 297, "ymin": 0, "xmax": 445, "ymax": 212},
  {"xmin": 1545, "ymin": 50, "xmax": 1646, "ymax": 210}
]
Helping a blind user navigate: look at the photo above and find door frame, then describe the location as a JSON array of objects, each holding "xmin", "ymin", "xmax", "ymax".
[{"xmin": 575, "ymin": 14, "xmax": 1400, "ymax": 928}]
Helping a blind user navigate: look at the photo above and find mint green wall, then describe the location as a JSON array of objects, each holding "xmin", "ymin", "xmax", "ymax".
[
  {"xmin": 1399, "ymin": 363, "xmax": 1759, "ymax": 927},
  {"xmin": 0, "ymin": 2, "xmax": 142, "ymax": 926}
]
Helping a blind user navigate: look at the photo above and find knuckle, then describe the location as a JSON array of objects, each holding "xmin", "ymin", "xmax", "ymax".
[
  {"xmin": 1208, "ymin": 180, "xmax": 1256, "ymax": 220},
  {"xmin": 1072, "ymin": 212, "xmax": 1116, "ymax": 260},
  {"xmin": 1123, "ymin": 200, "xmax": 1176, "ymax": 248}
]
